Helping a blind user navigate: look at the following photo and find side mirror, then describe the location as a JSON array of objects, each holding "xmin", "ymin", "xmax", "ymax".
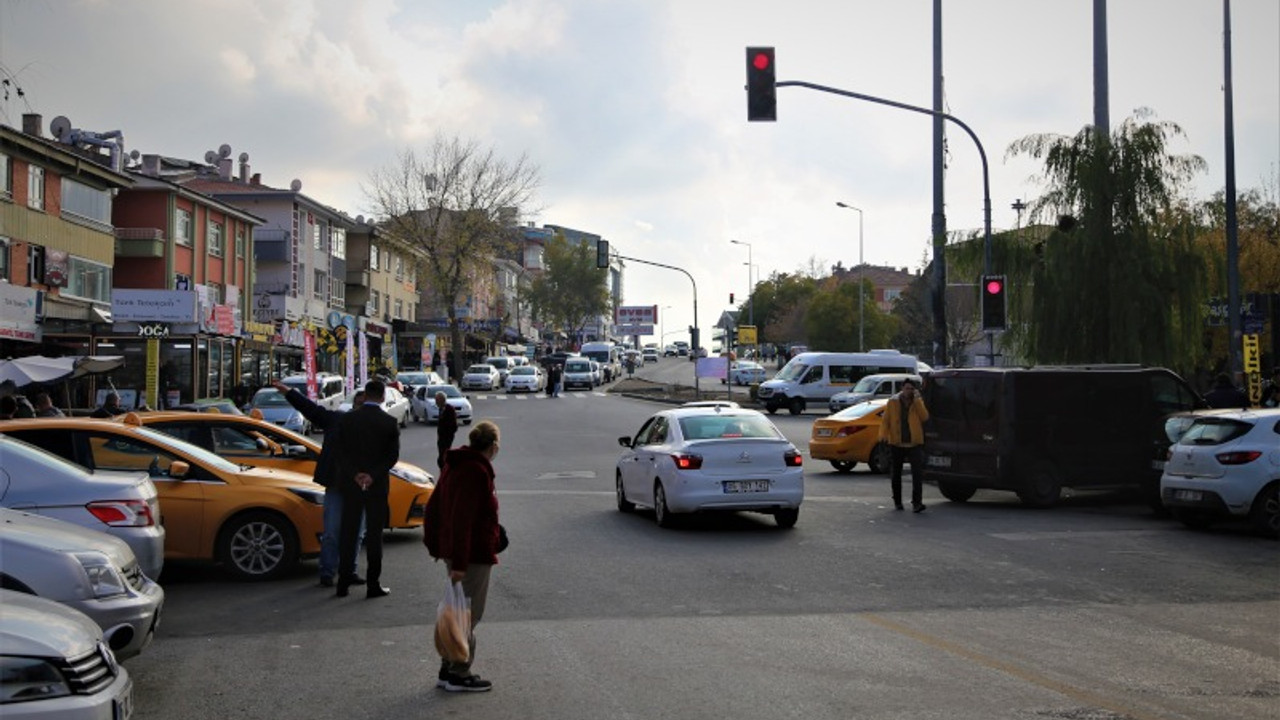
[
  {"xmin": 617, "ymin": 436, "xmax": 632, "ymax": 448},
  {"xmin": 284, "ymin": 444, "xmax": 309, "ymax": 458},
  {"xmin": 168, "ymin": 460, "xmax": 191, "ymax": 479}
]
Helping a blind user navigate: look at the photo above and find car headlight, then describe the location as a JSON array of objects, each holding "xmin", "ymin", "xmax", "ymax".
[
  {"xmin": 73, "ymin": 552, "xmax": 128, "ymax": 599},
  {"xmin": 389, "ymin": 465, "xmax": 434, "ymax": 487},
  {"xmin": 0, "ymin": 657, "xmax": 72, "ymax": 703},
  {"xmin": 287, "ymin": 488, "xmax": 325, "ymax": 505}
]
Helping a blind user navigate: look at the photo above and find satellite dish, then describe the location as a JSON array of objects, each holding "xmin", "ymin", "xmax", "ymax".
[
  {"xmin": 204, "ymin": 151, "xmax": 218, "ymax": 164},
  {"xmin": 238, "ymin": 152, "xmax": 249, "ymax": 163},
  {"xmin": 289, "ymin": 179, "xmax": 302, "ymax": 192},
  {"xmin": 50, "ymin": 116, "xmax": 73, "ymax": 142},
  {"xmin": 129, "ymin": 149, "xmax": 141, "ymax": 160},
  {"xmin": 355, "ymin": 215, "xmax": 365, "ymax": 224},
  {"xmin": 218, "ymin": 144, "xmax": 232, "ymax": 158}
]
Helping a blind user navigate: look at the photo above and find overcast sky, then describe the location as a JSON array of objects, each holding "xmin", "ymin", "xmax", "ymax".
[{"xmin": 2, "ymin": 0, "xmax": 1277, "ymax": 344}]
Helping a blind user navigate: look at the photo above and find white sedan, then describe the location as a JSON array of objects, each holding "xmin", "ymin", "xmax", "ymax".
[
  {"xmin": 505, "ymin": 365, "xmax": 545, "ymax": 393},
  {"xmin": 615, "ymin": 406, "xmax": 804, "ymax": 528},
  {"xmin": 461, "ymin": 364, "xmax": 502, "ymax": 390},
  {"xmin": 412, "ymin": 384, "xmax": 474, "ymax": 425},
  {"xmin": 338, "ymin": 386, "xmax": 411, "ymax": 427},
  {"xmin": 725, "ymin": 361, "xmax": 768, "ymax": 385}
]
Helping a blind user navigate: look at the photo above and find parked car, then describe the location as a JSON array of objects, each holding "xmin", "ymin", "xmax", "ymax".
[
  {"xmin": 725, "ymin": 360, "xmax": 769, "ymax": 386},
  {"xmin": 828, "ymin": 373, "xmax": 922, "ymax": 413},
  {"xmin": 562, "ymin": 358, "xmax": 596, "ymax": 390},
  {"xmin": 505, "ymin": 365, "xmax": 546, "ymax": 393},
  {"xmin": 615, "ymin": 406, "xmax": 804, "ymax": 528},
  {"xmin": 0, "ymin": 434, "xmax": 165, "ymax": 580},
  {"xmin": 1159, "ymin": 408, "xmax": 1280, "ymax": 537},
  {"xmin": 809, "ymin": 400, "xmax": 892, "ymax": 474},
  {"xmin": 249, "ymin": 387, "xmax": 314, "ymax": 435},
  {"xmin": 337, "ymin": 386, "xmax": 411, "ymax": 427},
  {"xmin": 412, "ymin": 384, "xmax": 474, "ymax": 425},
  {"xmin": 461, "ymin": 364, "xmax": 502, "ymax": 391},
  {"xmin": 396, "ymin": 370, "xmax": 444, "ymax": 393},
  {"xmin": 484, "ymin": 356, "xmax": 514, "ymax": 383},
  {"xmin": 0, "ymin": 416, "xmax": 325, "ymax": 581},
  {"xmin": 0, "ymin": 509, "xmax": 164, "ymax": 660},
  {"xmin": 125, "ymin": 411, "xmax": 434, "ymax": 530},
  {"xmin": 0, "ymin": 589, "xmax": 135, "ymax": 717},
  {"xmin": 643, "ymin": 348, "xmax": 660, "ymax": 363},
  {"xmin": 168, "ymin": 397, "xmax": 244, "ymax": 415},
  {"xmin": 281, "ymin": 373, "xmax": 346, "ymax": 411}
]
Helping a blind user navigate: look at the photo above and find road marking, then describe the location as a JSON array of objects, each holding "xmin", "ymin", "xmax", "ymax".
[
  {"xmin": 990, "ymin": 530, "xmax": 1166, "ymax": 541},
  {"xmin": 861, "ymin": 613, "xmax": 1165, "ymax": 720}
]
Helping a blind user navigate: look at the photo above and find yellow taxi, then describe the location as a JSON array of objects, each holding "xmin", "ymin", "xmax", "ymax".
[
  {"xmin": 126, "ymin": 410, "xmax": 434, "ymax": 530},
  {"xmin": 0, "ymin": 415, "xmax": 324, "ymax": 581},
  {"xmin": 809, "ymin": 399, "xmax": 892, "ymax": 474}
]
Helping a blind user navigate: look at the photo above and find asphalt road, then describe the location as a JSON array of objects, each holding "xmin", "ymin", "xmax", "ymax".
[{"xmin": 127, "ymin": 359, "xmax": 1280, "ymax": 720}]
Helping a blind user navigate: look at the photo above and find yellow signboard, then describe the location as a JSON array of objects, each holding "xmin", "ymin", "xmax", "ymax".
[
  {"xmin": 145, "ymin": 337, "xmax": 160, "ymax": 410},
  {"xmin": 1243, "ymin": 333, "xmax": 1261, "ymax": 405},
  {"xmin": 737, "ymin": 325, "xmax": 757, "ymax": 345}
]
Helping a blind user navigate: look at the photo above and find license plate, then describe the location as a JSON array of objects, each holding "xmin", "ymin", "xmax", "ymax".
[
  {"xmin": 1173, "ymin": 489, "xmax": 1202, "ymax": 502},
  {"xmin": 926, "ymin": 455, "xmax": 951, "ymax": 468},
  {"xmin": 816, "ymin": 428, "xmax": 833, "ymax": 437},
  {"xmin": 115, "ymin": 678, "xmax": 134, "ymax": 720},
  {"xmin": 724, "ymin": 480, "xmax": 769, "ymax": 493}
]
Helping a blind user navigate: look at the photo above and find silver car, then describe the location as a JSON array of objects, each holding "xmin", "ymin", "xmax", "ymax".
[
  {"xmin": 0, "ymin": 509, "xmax": 164, "ymax": 660},
  {"xmin": 0, "ymin": 434, "xmax": 165, "ymax": 580},
  {"xmin": 0, "ymin": 589, "xmax": 134, "ymax": 719}
]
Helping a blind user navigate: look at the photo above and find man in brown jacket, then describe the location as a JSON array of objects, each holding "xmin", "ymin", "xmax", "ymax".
[{"xmin": 879, "ymin": 378, "xmax": 930, "ymax": 512}]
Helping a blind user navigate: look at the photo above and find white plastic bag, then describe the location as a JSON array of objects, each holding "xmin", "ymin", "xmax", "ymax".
[{"xmin": 434, "ymin": 580, "xmax": 471, "ymax": 663}]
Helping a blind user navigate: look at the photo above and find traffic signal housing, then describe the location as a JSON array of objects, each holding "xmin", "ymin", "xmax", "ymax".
[
  {"xmin": 981, "ymin": 274, "xmax": 1007, "ymax": 331},
  {"xmin": 746, "ymin": 47, "xmax": 776, "ymax": 122},
  {"xmin": 730, "ymin": 292, "xmax": 735, "ymax": 304},
  {"xmin": 596, "ymin": 239, "xmax": 610, "ymax": 269}
]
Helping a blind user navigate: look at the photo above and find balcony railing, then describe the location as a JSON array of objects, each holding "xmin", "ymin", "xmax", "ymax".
[{"xmin": 114, "ymin": 227, "xmax": 166, "ymax": 258}]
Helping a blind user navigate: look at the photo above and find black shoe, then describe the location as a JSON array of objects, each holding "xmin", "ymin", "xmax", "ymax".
[
  {"xmin": 335, "ymin": 584, "xmax": 350, "ymax": 598},
  {"xmin": 347, "ymin": 574, "xmax": 365, "ymax": 585},
  {"xmin": 894, "ymin": 501, "xmax": 904, "ymax": 511},
  {"xmin": 318, "ymin": 576, "xmax": 335, "ymax": 587},
  {"xmin": 443, "ymin": 675, "xmax": 492, "ymax": 693},
  {"xmin": 437, "ymin": 662, "xmax": 453, "ymax": 689},
  {"xmin": 913, "ymin": 503, "xmax": 927, "ymax": 513},
  {"xmin": 366, "ymin": 585, "xmax": 391, "ymax": 599}
]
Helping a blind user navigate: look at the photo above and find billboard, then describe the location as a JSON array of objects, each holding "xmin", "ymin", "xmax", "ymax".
[{"xmin": 616, "ymin": 305, "xmax": 658, "ymax": 325}]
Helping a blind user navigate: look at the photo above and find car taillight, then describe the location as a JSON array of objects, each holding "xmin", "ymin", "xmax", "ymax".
[
  {"xmin": 672, "ymin": 453, "xmax": 703, "ymax": 470},
  {"xmin": 1216, "ymin": 451, "xmax": 1262, "ymax": 465},
  {"xmin": 836, "ymin": 426, "xmax": 869, "ymax": 438},
  {"xmin": 87, "ymin": 500, "xmax": 156, "ymax": 527},
  {"xmin": 784, "ymin": 450, "xmax": 803, "ymax": 467}
]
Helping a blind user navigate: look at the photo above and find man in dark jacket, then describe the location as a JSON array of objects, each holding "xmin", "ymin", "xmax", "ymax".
[
  {"xmin": 1203, "ymin": 373, "xmax": 1250, "ymax": 410},
  {"xmin": 274, "ymin": 380, "xmax": 365, "ymax": 587},
  {"xmin": 333, "ymin": 379, "xmax": 400, "ymax": 599},
  {"xmin": 435, "ymin": 391, "xmax": 458, "ymax": 470}
]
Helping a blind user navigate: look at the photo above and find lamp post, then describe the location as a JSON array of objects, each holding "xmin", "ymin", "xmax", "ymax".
[
  {"xmin": 835, "ymin": 201, "xmax": 865, "ymax": 351},
  {"xmin": 660, "ymin": 305, "xmax": 671, "ymax": 349},
  {"xmin": 730, "ymin": 240, "xmax": 753, "ymax": 327}
]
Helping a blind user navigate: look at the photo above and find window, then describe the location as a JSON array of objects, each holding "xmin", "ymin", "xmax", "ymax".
[
  {"xmin": 0, "ymin": 237, "xmax": 8, "ymax": 281},
  {"xmin": 394, "ymin": 254, "xmax": 404, "ymax": 281},
  {"xmin": 883, "ymin": 288, "xmax": 902, "ymax": 303},
  {"xmin": 27, "ymin": 165, "xmax": 45, "ymax": 210},
  {"xmin": 65, "ymin": 256, "xmax": 112, "ymax": 303},
  {"xmin": 208, "ymin": 221, "xmax": 224, "ymax": 257},
  {"xmin": 207, "ymin": 282, "xmax": 223, "ymax": 305},
  {"xmin": 331, "ymin": 227, "xmax": 346, "ymax": 260},
  {"xmin": 0, "ymin": 153, "xmax": 11, "ymax": 199},
  {"xmin": 60, "ymin": 178, "xmax": 111, "ymax": 227},
  {"xmin": 313, "ymin": 270, "xmax": 326, "ymax": 301},
  {"xmin": 235, "ymin": 230, "xmax": 245, "ymax": 258},
  {"xmin": 370, "ymin": 243, "xmax": 380, "ymax": 271},
  {"xmin": 394, "ymin": 299, "xmax": 403, "ymax": 319},
  {"xmin": 329, "ymin": 276, "xmax": 345, "ymax": 308},
  {"xmin": 175, "ymin": 209, "xmax": 193, "ymax": 245},
  {"xmin": 313, "ymin": 222, "xmax": 322, "ymax": 251},
  {"xmin": 369, "ymin": 289, "xmax": 381, "ymax": 315}
]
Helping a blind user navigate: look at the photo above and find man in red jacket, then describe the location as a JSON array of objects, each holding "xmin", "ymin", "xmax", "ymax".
[{"xmin": 424, "ymin": 420, "xmax": 502, "ymax": 693}]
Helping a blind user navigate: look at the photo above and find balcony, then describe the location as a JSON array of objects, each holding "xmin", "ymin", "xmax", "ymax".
[
  {"xmin": 253, "ymin": 228, "xmax": 292, "ymax": 262},
  {"xmin": 114, "ymin": 228, "xmax": 166, "ymax": 258}
]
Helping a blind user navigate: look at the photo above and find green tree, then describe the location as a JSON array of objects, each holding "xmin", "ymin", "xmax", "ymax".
[
  {"xmin": 1001, "ymin": 108, "xmax": 1209, "ymax": 369},
  {"xmin": 752, "ymin": 272, "xmax": 818, "ymax": 346},
  {"xmin": 526, "ymin": 234, "xmax": 611, "ymax": 343},
  {"xmin": 805, "ymin": 277, "xmax": 895, "ymax": 351}
]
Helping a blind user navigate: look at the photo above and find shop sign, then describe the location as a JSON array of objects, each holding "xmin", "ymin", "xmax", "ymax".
[
  {"xmin": 112, "ymin": 289, "xmax": 197, "ymax": 323},
  {"xmin": 137, "ymin": 323, "xmax": 170, "ymax": 338},
  {"xmin": 327, "ymin": 310, "xmax": 357, "ymax": 333},
  {"xmin": 616, "ymin": 305, "xmax": 659, "ymax": 325},
  {"xmin": 364, "ymin": 320, "xmax": 390, "ymax": 338},
  {"xmin": 243, "ymin": 320, "xmax": 276, "ymax": 342},
  {"xmin": 0, "ymin": 282, "xmax": 42, "ymax": 343}
]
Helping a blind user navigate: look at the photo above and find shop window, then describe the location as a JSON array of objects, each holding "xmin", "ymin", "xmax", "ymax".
[{"xmin": 27, "ymin": 165, "xmax": 45, "ymax": 210}]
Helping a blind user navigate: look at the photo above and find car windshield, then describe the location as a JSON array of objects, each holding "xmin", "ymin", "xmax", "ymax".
[
  {"xmin": 398, "ymin": 373, "xmax": 430, "ymax": 385},
  {"xmin": 251, "ymin": 390, "xmax": 290, "ymax": 408},
  {"xmin": 511, "ymin": 367, "xmax": 537, "ymax": 376},
  {"xmin": 833, "ymin": 400, "xmax": 886, "ymax": 420},
  {"xmin": 426, "ymin": 385, "xmax": 463, "ymax": 398},
  {"xmin": 1180, "ymin": 418, "xmax": 1253, "ymax": 445},
  {"xmin": 467, "ymin": 365, "xmax": 493, "ymax": 374},
  {"xmin": 487, "ymin": 358, "xmax": 509, "ymax": 369},
  {"xmin": 774, "ymin": 360, "xmax": 810, "ymax": 382},
  {"xmin": 678, "ymin": 414, "xmax": 781, "ymax": 440},
  {"xmin": 565, "ymin": 361, "xmax": 591, "ymax": 372},
  {"xmin": 851, "ymin": 376, "xmax": 880, "ymax": 393}
]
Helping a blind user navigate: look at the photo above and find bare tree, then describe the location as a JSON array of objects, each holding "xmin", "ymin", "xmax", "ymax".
[{"xmin": 364, "ymin": 137, "xmax": 539, "ymax": 380}]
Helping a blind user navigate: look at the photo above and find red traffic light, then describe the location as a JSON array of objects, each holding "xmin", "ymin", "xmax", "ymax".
[
  {"xmin": 752, "ymin": 52, "xmax": 771, "ymax": 71},
  {"xmin": 985, "ymin": 278, "xmax": 1004, "ymax": 295}
]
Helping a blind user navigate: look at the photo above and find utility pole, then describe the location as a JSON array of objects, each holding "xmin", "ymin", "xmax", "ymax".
[{"xmin": 931, "ymin": 0, "xmax": 948, "ymax": 368}]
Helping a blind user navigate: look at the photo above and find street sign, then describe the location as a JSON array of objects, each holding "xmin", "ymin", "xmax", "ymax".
[
  {"xmin": 1244, "ymin": 333, "xmax": 1262, "ymax": 405},
  {"xmin": 737, "ymin": 325, "xmax": 758, "ymax": 345}
]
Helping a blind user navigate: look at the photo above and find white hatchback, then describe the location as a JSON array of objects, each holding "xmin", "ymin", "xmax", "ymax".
[
  {"xmin": 1160, "ymin": 408, "xmax": 1280, "ymax": 537},
  {"xmin": 615, "ymin": 406, "xmax": 804, "ymax": 528},
  {"xmin": 461, "ymin": 364, "xmax": 502, "ymax": 391}
]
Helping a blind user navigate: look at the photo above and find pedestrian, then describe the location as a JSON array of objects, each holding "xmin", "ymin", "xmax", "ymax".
[
  {"xmin": 1203, "ymin": 372, "xmax": 1250, "ymax": 410},
  {"xmin": 423, "ymin": 420, "xmax": 502, "ymax": 693},
  {"xmin": 90, "ymin": 391, "xmax": 126, "ymax": 418},
  {"xmin": 333, "ymin": 379, "xmax": 400, "ymax": 599},
  {"xmin": 880, "ymin": 378, "xmax": 930, "ymax": 513},
  {"xmin": 1258, "ymin": 368, "xmax": 1279, "ymax": 408},
  {"xmin": 34, "ymin": 392, "xmax": 64, "ymax": 417},
  {"xmin": 549, "ymin": 363, "xmax": 562, "ymax": 397},
  {"xmin": 274, "ymin": 380, "xmax": 366, "ymax": 588},
  {"xmin": 0, "ymin": 395, "xmax": 17, "ymax": 420},
  {"xmin": 435, "ymin": 391, "xmax": 458, "ymax": 470}
]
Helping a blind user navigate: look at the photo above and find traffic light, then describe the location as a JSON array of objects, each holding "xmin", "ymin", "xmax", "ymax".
[
  {"xmin": 596, "ymin": 239, "xmax": 609, "ymax": 269},
  {"xmin": 730, "ymin": 292, "xmax": 735, "ymax": 304},
  {"xmin": 981, "ymin": 274, "xmax": 1007, "ymax": 331},
  {"xmin": 746, "ymin": 47, "xmax": 776, "ymax": 122}
]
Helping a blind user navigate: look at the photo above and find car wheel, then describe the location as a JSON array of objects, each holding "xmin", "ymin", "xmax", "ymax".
[
  {"xmin": 868, "ymin": 443, "xmax": 892, "ymax": 475},
  {"xmin": 1018, "ymin": 463, "xmax": 1062, "ymax": 508},
  {"xmin": 938, "ymin": 481, "xmax": 976, "ymax": 503},
  {"xmin": 218, "ymin": 511, "xmax": 298, "ymax": 581},
  {"xmin": 830, "ymin": 460, "xmax": 856, "ymax": 474},
  {"xmin": 1248, "ymin": 482, "xmax": 1280, "ymax": 539},
  {"xmin": 774, "ymin": 508, "xmax": 799, "ymax": 529},
  {"xmin": 765, "ymin": 404, "xmax": 778, "ymax": 415},
  {"xmin": 788, "ymin": 397, "xmax": 805, "ymax": 416},
  {"xmin": 1172, "ymin": 508, "xmax": 1215, "ymax": 530},
  {"xmin": 616, "ymin": 472, "xmax": 635, "ymax": 513},
  {"xmin": 654, "ymin": 481, "xmax": 676, "ymax": 528}
]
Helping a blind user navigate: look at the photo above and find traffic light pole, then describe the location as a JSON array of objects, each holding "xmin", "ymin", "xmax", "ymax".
[{"xmin": 612, "ymin": 253, "xmax": 702, "ymax": 396}]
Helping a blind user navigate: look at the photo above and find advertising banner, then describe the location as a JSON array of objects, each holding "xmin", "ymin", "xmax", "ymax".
[
  {"xmin": 145, "ymin": 338, "xmax": 160, "ymax": 411},
  {"xmin": 358, "ymin": 331, "xmax": 369, "ymax": 388},
  {"xmin": 112, "ymin": 289, "xmax": 197, "ymax": 323},
  {"xmin": 616, "ymin": 305, "xmax": 659, "ymax": 325},
  {"xmin": 0, "ymin": 282, "xmax": 41, "ymax": 343},
  {"xmin": 303, "ymin": 330, "xmax": 318, "ymax": 400},
  {"xmin": 345, "ymin": 322, "xmax": 355, "ymax": 394}
]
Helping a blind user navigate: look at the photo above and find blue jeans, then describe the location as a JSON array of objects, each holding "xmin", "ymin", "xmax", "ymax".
[{"xmin": 320, "ymin": 487, "xmax": 365, "ymax": 581}]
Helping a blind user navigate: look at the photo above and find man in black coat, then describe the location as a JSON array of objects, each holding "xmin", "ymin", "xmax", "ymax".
[
  {"xmin": 274, "ymin": 380, "xmax": 365, "ymax": 587},
  {"xmin": 434, "ymin": 391, "xmax": 458, "ymax": 470},
  {"xmin": 333, "ymin": 379, "xmax": 401, "ymax": 598}
]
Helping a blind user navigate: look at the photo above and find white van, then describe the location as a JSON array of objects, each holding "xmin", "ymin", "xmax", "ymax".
[
  {"xmin": 281, "ymin": 372, "xmax": 346, "ymax": 411},
  {"xmin": 756, "ymin": 350, "xmax": 925, "ymax": 415},
  {"xmin": 580, "ymin": 341, "xmax": 619, "ymax": 382}
]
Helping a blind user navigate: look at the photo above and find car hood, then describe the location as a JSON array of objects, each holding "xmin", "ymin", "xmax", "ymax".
[
  {"xmin": 233, "ymin": 464, "xmax": 321, "ymax": 490},
  {"xmin": 0, "ymin": 589, "xmax": 102, "ymax": 658},
  {"xmin": 0, "ymin": 508, "xmax": 134, "ymax": 568}
]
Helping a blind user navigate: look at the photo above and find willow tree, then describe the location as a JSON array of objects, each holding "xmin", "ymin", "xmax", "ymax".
[
  {"xmin": 1006, "ymin": 108, "xmax": 1209, "ymax": 369},
  {"xmin": 364, "ymin": 137, "xmax": 539, "ymax": 381}
]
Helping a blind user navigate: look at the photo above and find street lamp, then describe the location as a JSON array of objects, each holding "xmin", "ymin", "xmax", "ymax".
[
  {"xmin": 660, "ymin": 305, "xmax": 671, "ymax": 348},
  {"xmin": 835, "ymin": 201, "xmax": 865, "ymax": 351},
  {"xmin": 729, "ymin": 240, "xmax": 753, "ymax": 326}
]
